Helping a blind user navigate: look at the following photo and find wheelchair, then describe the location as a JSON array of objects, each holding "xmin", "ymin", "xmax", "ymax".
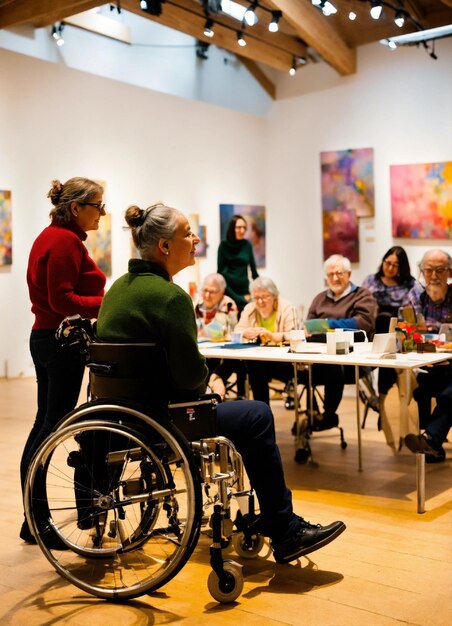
[{"xmin": 23, "ymin": 337, "xmax": 267, "ymax": 603}]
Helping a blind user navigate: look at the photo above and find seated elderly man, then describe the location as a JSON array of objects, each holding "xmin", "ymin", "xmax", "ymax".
[
  {"xmin": 303, "ymin": 254, "xmax": 377, "ymax": 430},
  {"xmin": 194, "ymin": 273, "xmax": 237, "ymax": 338},
  {"xmin": 403, "ymin": 249, "xmax": 452, "ymax": 463},
  {"xmin": 235, "ymin": 276, "xmax": 298, "ymax": 404}
]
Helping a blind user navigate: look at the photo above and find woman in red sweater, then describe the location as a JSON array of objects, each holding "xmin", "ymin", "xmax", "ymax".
[{"xmin": 20, "ymin": 177, "xmax": 106, "ymax": 544}]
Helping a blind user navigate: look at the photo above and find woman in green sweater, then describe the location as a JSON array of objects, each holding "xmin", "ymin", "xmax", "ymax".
[
  {"xmin": 96, "ymin": 203, "xmax": 345, "ymax": 564},
  {"xmin": 217, "ymin": 215, "xmax": 259, "ymax": 312}
]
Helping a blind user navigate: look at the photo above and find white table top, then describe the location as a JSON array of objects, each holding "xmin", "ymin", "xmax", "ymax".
[{"xmin": 198, "ymin": 341, "xmax": 451, "ymax": 370}]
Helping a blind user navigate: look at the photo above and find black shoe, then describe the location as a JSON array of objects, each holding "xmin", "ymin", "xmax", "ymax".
[
  {"xmin": 426, "ymin": 447, "xmax": 446, "ymax": 463},
  {"xmin": 20, "ymin": 519, "xmax": 37, "ymax": 545},
  {"xmin": 404, "ymin": 433, "xmax": 442, "ymax": 457},
  {"xmin": 271, "ymin": 517, "xmax": 346, "ymax": 564},
  {"xmin": 312, "ymin": 413, "xmax": 339, "ymax": 431}
]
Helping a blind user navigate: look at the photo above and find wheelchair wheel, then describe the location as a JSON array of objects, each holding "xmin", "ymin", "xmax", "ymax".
[
  {"xmin": 207, "ymin": 560, "xmax": 243, "ymax": 603},
  {"xmin": 24, "ymin": 403, "xmax": 202, "ymax": 600},
  {"xmin": 231, "ymin": 532, "xmax": 265, "ymax": 559}
]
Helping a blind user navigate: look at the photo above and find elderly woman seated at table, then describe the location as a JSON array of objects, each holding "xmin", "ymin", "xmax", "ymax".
[
  {"xmin": 235, "ymin": 276, "xmax": 298, "ymax": 404},
  {"xmin": 194, "ymin": 273, "xmax": 238, "ymax": 339}
]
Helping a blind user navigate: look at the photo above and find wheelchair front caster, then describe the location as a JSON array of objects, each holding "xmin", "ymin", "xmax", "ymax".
[
  {"xmin": 231, "ymin": 531, "xmax": 265, "ymax": 559},
  {"xmin": 295, "ymin": 446, "xmax": 311, "ymax": 464},
  {"xmin": 207, "ymin": 560, "xmax": 243, "ymax": 603}
]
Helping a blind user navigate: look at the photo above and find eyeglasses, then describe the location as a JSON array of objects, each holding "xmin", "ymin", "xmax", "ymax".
[
  {"xmin": 235, "ymin": 225, "xmax": 247, "ymax": 230},
  {"xmin": 421, "ymin": 266, "xmax": 448, "ymax": 276},
  {"xmin": 254, "ymin": 294, "xmax": 273, "ymax": 302},
  {"xmin": 383, "ymin": 260, "xmax": 399, "ymax": 269},
  {"xmin": 202, "ymin": 288, "xmax": 220, "ymax": 295},
  {"xmin": 326, "ymin": 271, "xmax": 346, "ymax": 279},
  {"xmin": 81, "ymin": 202, "xmax": 105, "ymax": 212}
]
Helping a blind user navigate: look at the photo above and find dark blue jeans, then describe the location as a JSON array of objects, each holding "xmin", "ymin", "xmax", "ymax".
[
  {"xmin": 217, "ymin": 400, "xmax": 296, "ymax": 541},
  {"xmin": 20, "ymin": 329, "xmax": 85, "ymax": 491}
]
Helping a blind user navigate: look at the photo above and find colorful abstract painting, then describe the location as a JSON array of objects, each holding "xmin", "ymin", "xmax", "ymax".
[
  {"xmin": 0, "ymin": 190, "xmax": 12, "ymax": 266},
  {"xmin": 189, "ymin": 213, "xmax": 207, "ymax": 258},
  {"xmin": 390, "ymin": 161, "xmax": 452, "ymax": 239},
  {"xmin": 86, "ymin": 213, "xmax": 112, "ymax": 276},
  {"xmin": 321, "ymin": 148, "xmax": 374, "ymax": 262},
  {"xmin": 220, "ymin": 204, "xmax": 266, "ymax": 267}
]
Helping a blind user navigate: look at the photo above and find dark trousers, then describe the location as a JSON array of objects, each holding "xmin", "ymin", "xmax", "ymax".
[
  {"xmin": 426, "ymin": 381, "xmax": 452, "ymax": 445},
  {"xmin": 413, "ymin": 363, "xmax": 452, "ymax": 437},
  {"xmin": 246, "ymin": 361, "xmax": 293, "ymax": 405},
  {"xmin": 298, "ymin": 364, "xmax": 357, "ymax": 417},
  {"xmin": 20, "ymin": 329, "xmax": 85, "ymax": 491},
  {"xmin": 217, "ymin": 400, "xmax": 296, "ymax": 541}
]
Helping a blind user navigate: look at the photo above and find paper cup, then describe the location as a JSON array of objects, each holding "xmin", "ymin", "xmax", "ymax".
[{"xmin": 289, "ymin": 329, "xmax": 306, "ymax": 352}]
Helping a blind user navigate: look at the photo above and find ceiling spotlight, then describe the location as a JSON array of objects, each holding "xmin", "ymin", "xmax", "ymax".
[
  {"xmin": 141, "ymin": 0, "xmax": 164, "ymax": 16},
  {"xmin": 204, "ymin": 19, "xmax": 214, "ymax": 38},
  {"xmin": 394, "ymin": 11, "xmax": 405, "ymax": 28},
  {"xmin": 289, "ymin": 64, "xmax": 296, "ymax": 77},
  {"xmin": 311, "ymin": 0, "xmax": 322, "ymax": 6},
  {"xmin": 237, "ymin": 30, "xmax": 246, "ymax": 46},
  {"xmin": 321, "ymin": 1, "xmax": 337, "ymax": 17},
  {"xmin": 299, "ymin": 56, "xmax": 307, "ymax": 65},
  {"xmin": 348, "ymin": 11, "xmax": 357, "ymax": 21},
  {"xmin": 51, "ymin": 23, "xmax": 65, "ymax": 47},
  {"xmin": 388, "ymin": 40, "xmax": 397, "ymax": 49},
  {"xmin": 243, "ymin": 2, "xmax": 258, "ymax": 27},
  {"xmin": 269, "ymin": 10, "xmax": 282, "ymax": 33},
  {"xmin": 370, "ymin": 2, "xmax": 383, "ymax": 20},
  {"xmin": 196, "ymin": 40, "xmax": 210, "ymax": 60}
]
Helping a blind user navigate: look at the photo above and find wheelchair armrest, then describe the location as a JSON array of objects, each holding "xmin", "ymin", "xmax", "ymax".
[
  {"xmin": 197, "ymin": 393, "xmax": 223, "ymax": 404},
  {"xmin": 88, "ymin": 362, "xmax": 115, "ymax": 374}
]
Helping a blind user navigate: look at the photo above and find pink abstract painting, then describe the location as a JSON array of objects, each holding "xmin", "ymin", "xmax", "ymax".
[
  {"xmin": 390, "ymin": 161, "xmax": 452, "ymax": 239},
  {"xmin": 321, "ymin": 148, "xmax": 374, "ymax": 262}
]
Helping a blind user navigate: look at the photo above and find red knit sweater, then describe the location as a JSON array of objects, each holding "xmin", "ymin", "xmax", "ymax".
[{"xmin": 27, "ymin": 220, "xmax": 106, "ymax": 329}]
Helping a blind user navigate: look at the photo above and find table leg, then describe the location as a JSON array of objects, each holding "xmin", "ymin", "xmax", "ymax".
[
  {"xmin": 355, "ymin": 365, "xmax": 363, "ymax": 472},
  {"xmin": 293, "ymin": 361, "xmax": 299, "ymax": 447},
  {"xmin": 416, "ymin": 452, "xmax": 425, "ymax": 514}
]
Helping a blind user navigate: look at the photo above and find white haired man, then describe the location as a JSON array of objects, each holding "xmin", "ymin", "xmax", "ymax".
[{"xmin": 303, "ymin": 255, "xmax": 377, "ymax": 430}]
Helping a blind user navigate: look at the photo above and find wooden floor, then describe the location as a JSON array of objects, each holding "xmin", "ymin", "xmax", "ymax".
[{"xmin": 0, "ymin": 377, "xmax": 450, "ymax": 626}]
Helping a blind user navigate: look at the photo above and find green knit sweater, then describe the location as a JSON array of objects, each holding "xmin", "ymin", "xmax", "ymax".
[{"xmin": 96, "ymin": 259, "xmax": 209, "ymax": 397}]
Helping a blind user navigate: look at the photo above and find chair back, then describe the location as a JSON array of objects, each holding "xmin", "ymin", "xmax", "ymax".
[{"xmin": 88, "ymin": 342, "xmax": 170, "ymax": 406}]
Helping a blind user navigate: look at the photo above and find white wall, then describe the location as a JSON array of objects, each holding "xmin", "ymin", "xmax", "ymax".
[
  {"xmin": 0, "ymin": 49, "xmax": 267, "ymax": 377},
  {"xmin": 0, "ymin": 9, "xmax": 272, "ymax": 117},
  {"xmin": 265, "ymin": 39, "xmax": 452, "ymax": 312}
]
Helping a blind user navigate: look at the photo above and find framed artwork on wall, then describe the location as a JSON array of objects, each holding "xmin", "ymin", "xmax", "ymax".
[
  {"xmin": 390, "ymin": 161, "xmax": 452, "ymax": 239},
  {"xmin": 219, "ymin": 203, "xmax": 266, "ymax": 267},
  {"xmin": 189, "ymin": 213, "xmax": 207, "ymax": 258},
  {"xmin": 0, "ymin": 190, "xmax": 12, "ymax": 266},
  {"xmin": 86, "ymin": 213, "xmax": 112, "ymax": 276},
  {"xmin": 320, "ymin": 148, "xmax": 374, "ymax": 262}
]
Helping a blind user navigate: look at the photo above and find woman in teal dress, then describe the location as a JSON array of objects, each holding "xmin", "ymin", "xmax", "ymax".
[{"xmin": 217, "ymin": 215, "xmax": 258, "ymax": 313}]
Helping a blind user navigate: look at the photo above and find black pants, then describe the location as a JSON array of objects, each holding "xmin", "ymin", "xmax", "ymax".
[
  {"xmin": 298, "ymin": 364, "xmax": 359, "ymax": 417},
  {"xmin": 246, "ymin": 361, "xmax": 293, "ymax": 405},
  {"xmin": 217, "ymin": 400, "xmax": 296, "ymax": 541},
  {"xmin": 20, "ymin": 329, "xmax": 85, "ymax": 491},
  {"xmin": 413, "ymin": 362, "xmax": 452, "ymax": 433}
]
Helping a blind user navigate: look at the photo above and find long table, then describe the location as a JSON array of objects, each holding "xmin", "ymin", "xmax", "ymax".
[{"xmin": 199, "ymin": 341, "xmax": 451, "ymax": 513}]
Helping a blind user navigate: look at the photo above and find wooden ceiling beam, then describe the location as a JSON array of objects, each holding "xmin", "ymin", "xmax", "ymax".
[
  {"xmin": 267, "ymin": 0, "xmax": 356, "ymax": 76},
  {"xmin": 171, "ymin": 0, "xmax": 308, "ymax": 58},
  {"xmin": 121, "ymin": 0, "xmax": 295, "ymax": 72},
  {"xmin": 0, "ymin": 1, "xmax": 101, "ymax": 29}
]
